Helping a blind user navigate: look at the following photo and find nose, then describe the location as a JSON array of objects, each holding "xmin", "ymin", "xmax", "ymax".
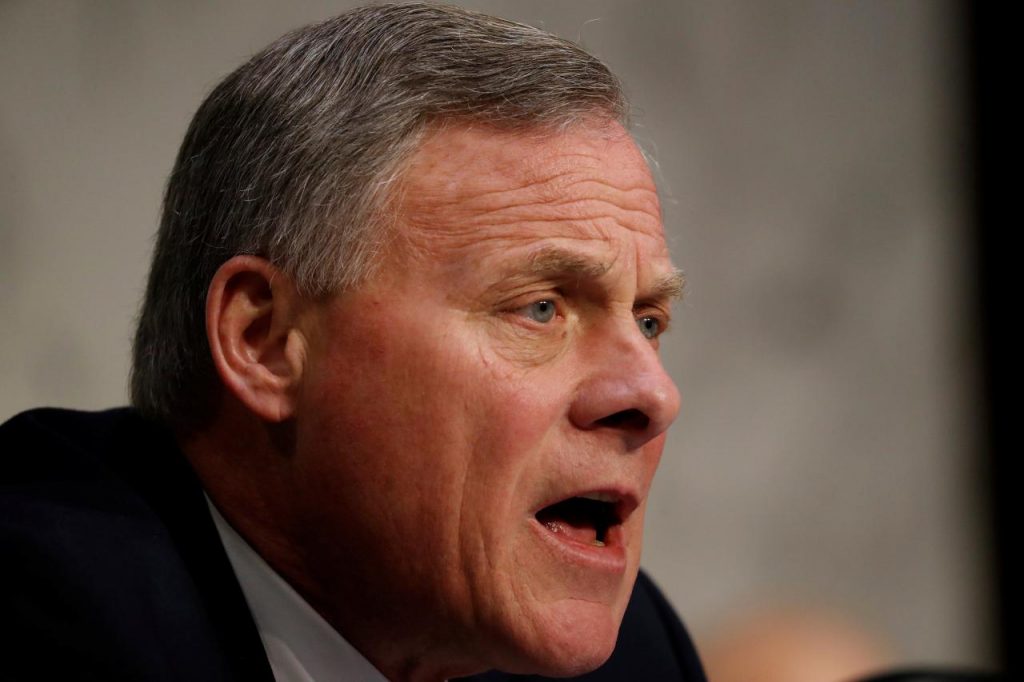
[{"xmin": 568, "ymin": 321, "xmax": 681, "ymax": 451}]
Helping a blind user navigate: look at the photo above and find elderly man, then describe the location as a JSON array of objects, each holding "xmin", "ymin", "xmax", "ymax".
[{"xmin": 2, "ymin": 4, "xmax": 703, "ymax": 680}]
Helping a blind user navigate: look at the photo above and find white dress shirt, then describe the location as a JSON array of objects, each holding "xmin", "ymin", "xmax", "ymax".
[{"xmin": 207, "ymin": 500, "xmax": 389, "ymax": 682}]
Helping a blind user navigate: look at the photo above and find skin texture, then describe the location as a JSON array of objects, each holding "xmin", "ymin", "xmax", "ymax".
[{"xmin": 188, "ymin": 120, "xmax": 682, "ymax": 681}]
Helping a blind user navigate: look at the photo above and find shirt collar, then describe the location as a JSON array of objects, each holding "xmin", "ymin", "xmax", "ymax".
[{"xmin": 207, "ymin": 498, "xmax": 389, "ymax": 682}]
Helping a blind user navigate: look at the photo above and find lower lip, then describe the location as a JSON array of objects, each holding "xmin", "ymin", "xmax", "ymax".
[{"xmin": 529, "ymin": 518, "xmax": 628, "ymax": 575}]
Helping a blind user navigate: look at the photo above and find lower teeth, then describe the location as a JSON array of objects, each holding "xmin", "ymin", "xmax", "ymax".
[{"xmin": 592, "ymin": 540, "xmax": 605, "ymax": 547}]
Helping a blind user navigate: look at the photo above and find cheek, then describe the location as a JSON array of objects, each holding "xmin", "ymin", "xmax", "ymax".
[
  {"xmin": 297, "ymin": 311, "xmax": 562, "ymax": 535},
  {"xmin": 293, "ymin": 315, "xmax": 462, "ymax": 537}
]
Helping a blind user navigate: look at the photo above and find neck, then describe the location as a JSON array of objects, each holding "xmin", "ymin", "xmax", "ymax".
[{"xmin": 181, "ymin": 409, "xmax": 489, "ymax": 682}]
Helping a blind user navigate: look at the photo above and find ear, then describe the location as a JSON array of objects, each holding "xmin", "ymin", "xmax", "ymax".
[{"xmin": 206, "ymin": 255, "xmax": 307, "ymax": 423}]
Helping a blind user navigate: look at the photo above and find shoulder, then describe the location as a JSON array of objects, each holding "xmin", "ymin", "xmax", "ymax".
[
  {"xmin": 0, "ymin": 407, "xmax": 272, "ymax": 681},
  {"xmin": 1, "ymin": 407, "xmax": 168, "ymax": 548},
  {"xmin": 0, "ymin": 407, "xmax": 189, "ymax": 551},
  {"xmin": 1, "ymin": 406, "xmax": 159, "ymax": 488},
  {"xmin": 608, "ymin": 571, "xmax": 707, "ymax": 681}
]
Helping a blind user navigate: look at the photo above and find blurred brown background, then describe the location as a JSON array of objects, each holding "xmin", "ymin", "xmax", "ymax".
[{"xmin": 0, "ymin": 0, "xmax": 993, "ymax": 672}]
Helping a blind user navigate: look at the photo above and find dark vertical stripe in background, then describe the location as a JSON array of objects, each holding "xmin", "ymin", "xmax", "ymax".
[{"xmin": 967, "ymin": 3, "xmax": 1016, "ymax": 676}]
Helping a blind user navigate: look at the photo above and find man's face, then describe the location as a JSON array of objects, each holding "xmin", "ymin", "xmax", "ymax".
[{"xmin": 290, "ymin": 121, "xmax": 681, "ymax": 677}]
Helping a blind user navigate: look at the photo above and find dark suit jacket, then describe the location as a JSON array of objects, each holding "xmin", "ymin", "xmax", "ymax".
[{"xmin": 1, "ymin": 408, "xmax": 706, "ymax": 681}]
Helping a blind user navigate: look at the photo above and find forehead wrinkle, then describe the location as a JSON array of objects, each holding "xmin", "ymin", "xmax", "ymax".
[
  {"xmin": 433, "ymin": 210, "xmax": 664, "ymax": 240},
  {"xmin": 465, "ymin": 191, "xmax": 661, "ymax": 231},
  {"xmin": 449, "ymin": 170, "xmax": 659, "ymax": 217},
  {"xmin": 404, "ymin": 186, "xmax": 663, "ymax": 247},
  {"xmin": 407, "ymin": 155, "xmax": 658, "ymax": 219},
  {"xmin": 411, "ymin": 178, "xmax": 659, "ymax": 218},
  {"xmin": 498, "ymin": 151, "xmax": 654, "ymax": 200},
  {"xmin": 396, "ymin": 123, "xmax": 667, "ymax": 262}
]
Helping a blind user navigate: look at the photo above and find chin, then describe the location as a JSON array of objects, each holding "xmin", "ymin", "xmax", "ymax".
[{"xmin": 492, "ymin": 599, "xmax": 623, "ymax": 678}]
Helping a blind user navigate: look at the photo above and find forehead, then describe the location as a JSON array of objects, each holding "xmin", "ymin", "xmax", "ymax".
[{"xmin": 394, "ymin": 121, "xmax": 667, "ymax": 260}]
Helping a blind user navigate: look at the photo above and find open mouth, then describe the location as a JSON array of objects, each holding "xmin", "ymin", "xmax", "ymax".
[{"xmin": 535, "ymin": 493, "xmax": 623, "ymax": 547}]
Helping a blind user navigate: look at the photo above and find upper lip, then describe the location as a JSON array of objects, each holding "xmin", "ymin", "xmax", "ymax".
[{"xmin": 533, "ymin": 486, "xmax": 641, "ymax": 526}]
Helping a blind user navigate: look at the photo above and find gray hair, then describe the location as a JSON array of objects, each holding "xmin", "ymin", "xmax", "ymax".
[{"xmin": 130, "ymin": 2, "xmax": 628, "ymax": 431}]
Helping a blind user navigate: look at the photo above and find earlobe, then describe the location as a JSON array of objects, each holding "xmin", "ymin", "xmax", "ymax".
[{"xmin": 206, "ymin": 256, "xmax": 306, "ymax": 423}]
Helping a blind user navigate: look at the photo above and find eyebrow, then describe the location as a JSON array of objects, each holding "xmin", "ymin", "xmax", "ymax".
[
  {"xmin": 523, "ymin": 246, "xmax": 687, "ymax": 302},
  {"xmin": 648, "ymin": 269, "xmax": 687, "ymax": 302},
  {"xmin": 526, "ymin": 247, "xmax": 611, "ymax": 279}
]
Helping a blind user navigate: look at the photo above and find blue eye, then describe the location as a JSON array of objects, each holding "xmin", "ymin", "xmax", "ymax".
[
  {"xmin": 637, "ymin": 316, "xmax": 661, "ymax": 339},
  {"xmin": 523, "ymin": 300, "xmax": 557, "ymax": 323}
]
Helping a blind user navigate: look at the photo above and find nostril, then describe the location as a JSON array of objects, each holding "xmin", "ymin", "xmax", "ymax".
[{"xmin": 595, "ymin": 408, "xmax": 649, "ymax": 431}]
